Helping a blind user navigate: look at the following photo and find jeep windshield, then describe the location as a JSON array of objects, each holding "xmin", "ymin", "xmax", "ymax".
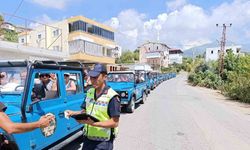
[
  {"xmin": 0, "ymin": 67, "xmax": 27, "ymax": 94},
  {"xmin": 107, "ymin": 73, "xmax": 134, "ymax": 82}
]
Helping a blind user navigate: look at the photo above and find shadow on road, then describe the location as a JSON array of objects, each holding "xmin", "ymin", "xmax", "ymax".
[
  {"xmin": 60, "ymin": 136, "xmax": 84, "ymax": 150},
  {"xmin": 120, "ymin": 101, "xmax": 146, "ymax": 115}
]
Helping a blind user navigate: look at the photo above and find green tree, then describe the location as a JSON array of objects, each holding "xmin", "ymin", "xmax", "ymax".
[
  {"xmin": 116, "ymin": 49, "xmax": 140, "ymax": 64},
  {"xmin": 0, "ymin": 15, "xmax": 18, "ymax": 42},
  {"xmin": 222, "ymin": 49, "xmax": 239, "ymax": 79},
  {"xmin": 181, "ymin": 57, "xmax": 193, "ymax": 72},
  {"xmin": 133, "ymin": 49, "xmax": 139, "ymax": 61},
  {"xmin": 0, "ymin": 15, "xmax": 4, "ymax": 37},
  {"xmin": 223, "ymin": 53, "xmax": 250, "ymax": 102},
  {"xmin": 3, "ymin": 29, "xmax": 18, "ymax": 42},
  {"xmin": 120, "ymin": 50, "xmax": 134, "ymax": 63}
]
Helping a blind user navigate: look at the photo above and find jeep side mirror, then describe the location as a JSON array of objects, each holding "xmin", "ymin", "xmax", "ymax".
[
  {"xmin": 26, "ymin": 99, "xmax": 41, "ymax": 113},
  {"xmin": 26, "ymin": 84, "xmax": 45, "ymax": 113},
  {"xmin": 26, "ymin": 105, "xmax": 33, "ymax": 113},
  {"xmin": 135, "ymin": 79, "xmax": 140, "ymax": 84}
]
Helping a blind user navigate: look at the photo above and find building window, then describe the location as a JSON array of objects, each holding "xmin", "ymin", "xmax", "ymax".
[
  {"xmin": 53, "ymin": 46, "xmax": 60, "ymax": 51},
  {"xmin": 69, "ymin": 23, "xmax": 72, "ymax": 32},
  {"xmin": 79, "ymin": 21, "xmax": 86, "ymax": 31},
  {"xmin": 69, "ymin": 39, "xmax": 85, "ymax": 54},
  {"xmin": 211, "ymin": 50, "xmax": 213, "ymax": 54},
  {"xmin": 101, "ymin": 29, "xmax": 114, "ymax": 40},
  {"xmin": 69, "ymin": 20, "xmax": 86, "ymax": 32},
  {"xmin": 102, "ymin": 48, "xmax": 106, "ymax": 56},
  {"xmin": 68, "ymin": 20, "xmax": 114, "ymax": 40},
  {"xmin": 85, "ymin": 41, "xmax": 103, "ymax": 56},
  {"xmin": 157, "ymin": 46, "xmax": 158, "ymax": 50},
  {"xmin": 53, "ymin": 29, "xmax": 59, "ymax": 37},
  {"xmin": 87, "ymin": 23, "xmax": 93, "ymax": 33},
  {"xmin": 236, "ymin": 48, "xmax": 240, "ymax": 53},
  {"xmin": 74, "ymin": 21, "xmax": 80, "ymax": 31},
  {"xmin": 38, "ymin": 34, "xmax": 42, "ymax": 39},
  {"xmin": 93, "ymin": 26, "xmax": 102, "ymax": 36},
  {"xmin": 107, "ymin": 49, "xmax": 112, "ymax": 57}
]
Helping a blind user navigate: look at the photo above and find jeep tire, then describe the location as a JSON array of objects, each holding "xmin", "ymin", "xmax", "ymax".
[
  {"xmin": 126, "ymin": 96, "xmax": 135, "ymax": 113},
  {"xmin": 140, "ymin": 91, "xmax": 147, "ymax": 104}
]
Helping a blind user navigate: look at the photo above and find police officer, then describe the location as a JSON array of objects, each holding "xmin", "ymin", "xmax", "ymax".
[
  {"xmin": 0, "ymin": 102, "xmax": 53, "ymax": 135},
  {"xmin": 66, "ymin": 63, "xmax": 120, "ymax": 150}
]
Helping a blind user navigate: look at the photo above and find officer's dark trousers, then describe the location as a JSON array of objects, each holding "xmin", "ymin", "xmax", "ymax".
[{"xmin": 82, "ymin": 137, "xmax": 113, "ymax": 150}]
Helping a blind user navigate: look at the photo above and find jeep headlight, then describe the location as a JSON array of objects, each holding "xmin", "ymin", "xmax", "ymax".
[{"xmin": 120, "ymin": 91, "xmax": 128, "ymax": 98}]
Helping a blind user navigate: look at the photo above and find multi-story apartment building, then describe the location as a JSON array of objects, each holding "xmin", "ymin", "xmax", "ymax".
[
  {"xmin": 18, "ymin": 16, "xmax": 118, "ymax": 64},
  {"xmin": 138, "ymin": 41, "xmax": 170, "ymax": 71}
]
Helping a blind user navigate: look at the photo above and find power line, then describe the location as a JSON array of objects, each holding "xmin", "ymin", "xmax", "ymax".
[{"xmin": 7, "ymin": 0, "xmax": 24, "ymax": 22}]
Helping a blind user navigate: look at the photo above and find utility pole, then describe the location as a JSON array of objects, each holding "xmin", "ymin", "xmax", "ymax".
[{"xmin": 216, "ymin": 23, "xmax": 232, "ymax": 76}]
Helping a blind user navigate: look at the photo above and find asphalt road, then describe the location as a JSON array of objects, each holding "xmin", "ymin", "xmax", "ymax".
[{"xmin": 61, "ymin": 72, "xmax": 250, "ymax": 150}]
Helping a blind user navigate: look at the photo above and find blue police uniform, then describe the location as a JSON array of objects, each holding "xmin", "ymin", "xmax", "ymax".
[
  {"xmin": 81, "ymin": 63, "xmax": 120, "ymax": 150},
  {"xmin": 82, "ymin": 85, "xmax": 120, "ymax": 150}
]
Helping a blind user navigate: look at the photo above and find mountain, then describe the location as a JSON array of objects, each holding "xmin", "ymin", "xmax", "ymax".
[{"xmin": 183, "ymin": 41, "xmax": 250, "ymax": 58}]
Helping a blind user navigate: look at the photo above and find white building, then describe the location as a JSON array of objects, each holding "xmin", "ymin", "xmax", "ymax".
[
  {"xmin": 139, "ymin": 41, "xmax": 170, "ymax": 71},
  {"xmin": 111, "ymin": 45, "xmax": 122, "ymax": 58},
  {"xmin": 205, "ymin": 45, "xmax": 241, "ymax": 62},
  {"xmin": 0, "ymin": 22, "xmax": 15, "ymax": 31},
  {"xmin": 0, "ymin": 40, "xmax": 68, "ymax": 61},
  {"xmin": 169, "ymin": 49, "xmax": 183, "ymax": 64}
]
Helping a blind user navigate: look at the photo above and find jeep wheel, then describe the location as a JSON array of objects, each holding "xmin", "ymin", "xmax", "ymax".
[
  {"xmin": 140, "ymin": 92, "xmax": 147, "ymax": 104},
  {"xmin": 147, "ymin": 89, "xmax": 150, "ymax": 94},
  {"xmin": 126, "ymin": 97, "xmax": 135, "ymax": 113}
]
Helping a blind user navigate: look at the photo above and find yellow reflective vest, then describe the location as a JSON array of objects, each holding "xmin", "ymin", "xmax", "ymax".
[{"xmin": 84, "ymin": 87, "xmax": 119, "ymax": 141}]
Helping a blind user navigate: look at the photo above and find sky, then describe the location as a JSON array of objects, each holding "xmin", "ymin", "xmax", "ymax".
[{"xmin": 1, "ymin": 0, "xmax": 250, "ymax": 51}]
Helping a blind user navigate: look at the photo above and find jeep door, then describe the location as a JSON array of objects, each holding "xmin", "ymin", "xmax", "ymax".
[
  {"xmin": 134, "ymin": 72, "xmax": 146, "ymax": 103},
  {"xmin": 26, "ymin": 70, "xmax": 69, "ymax": 150},
  {"xmin": 62, "ymin": 71, "xmax": 85, "ymax": 131}
]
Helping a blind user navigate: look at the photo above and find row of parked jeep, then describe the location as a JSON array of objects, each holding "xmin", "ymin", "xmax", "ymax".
[
  {"xmin": 0, "ymin": 60, "xmax": 176, "ymax": 150},
  {"xmin": 107, "ymin": 70, "xmax": 176, "ymax": 113}
]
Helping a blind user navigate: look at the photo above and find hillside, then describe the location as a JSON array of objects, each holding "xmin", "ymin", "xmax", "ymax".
[{"xmin": 183, "ymin": 41, "xmax": 250, "ymax": 57}]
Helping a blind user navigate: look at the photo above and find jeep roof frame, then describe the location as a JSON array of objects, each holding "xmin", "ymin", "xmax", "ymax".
[{"xmin": 0, "ymin": 60, "xmax": 85, "ymax": 122}]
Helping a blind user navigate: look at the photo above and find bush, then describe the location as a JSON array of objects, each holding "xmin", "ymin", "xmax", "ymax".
[
  {"xmin": 187, "ymin": 53, "xmax": 250, "ymax": 103},
  {"xmin": 222, "ymin": 55, "xmax": 250, "ymax": 102},
  {"xmin": 188, "ymin": 70, "xmax": 221, "ymax": 89},
  {"xmin": 3, "ymin": 29, "xmax": 18, "ymax": 42}
]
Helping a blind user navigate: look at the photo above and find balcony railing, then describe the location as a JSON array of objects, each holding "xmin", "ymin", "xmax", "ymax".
[{"xmin": 69, "ymin": 39, "xmax": 113, "ymax": 58}]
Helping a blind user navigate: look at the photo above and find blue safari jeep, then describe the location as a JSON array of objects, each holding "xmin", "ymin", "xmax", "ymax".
[
  {"xmin": 134, "ymin": 70, "xmax": 151, "ymax": 94},
  {"xmin": 107, "ymin": 71, "xmax": 147, "ymax": 113},
  {"xmin": 0, "ymin": 60, "xmax": 86, "ymax": 150},
  {"xmin": 151, "ymin": 72, "xmax": 158, "ymax": 88}
]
